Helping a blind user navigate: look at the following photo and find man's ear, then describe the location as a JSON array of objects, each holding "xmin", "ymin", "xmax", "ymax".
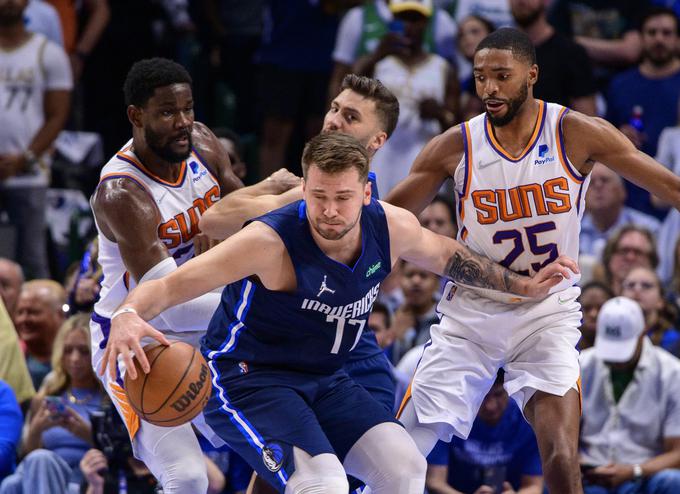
[{"xmin": 127, "ymin": 105, "xmax": 143, "ymax": 128}]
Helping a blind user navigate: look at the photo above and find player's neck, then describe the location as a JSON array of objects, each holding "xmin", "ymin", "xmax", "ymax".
[
  {"xmin": 311, "ymin": 223, "xmax": 363, "ymax": 266},
  {"xmin": 489, "ymin": 99, "xmax": 540, "ymax": 154},
  {"xmin": 131, "ymin": 140, "xmax": 183, "ymax": 183},
  {"xmin": 0, "ymin": 24, "xmax": 30, "ymax": 49}
]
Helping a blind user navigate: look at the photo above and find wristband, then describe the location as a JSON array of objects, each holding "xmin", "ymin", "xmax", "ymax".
[
  {"xmin": 632, "ymin": 464, "xmax": 643, "ymax": 480},
  {"xmin": 111, "ymin": 307, "xmax": 138, "ymax": 321}
]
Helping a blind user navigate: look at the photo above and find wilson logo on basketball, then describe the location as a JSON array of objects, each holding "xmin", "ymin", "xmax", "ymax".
[{"xmin": 171, "ymin": 363, "xmax": 209, "ymax": 412}]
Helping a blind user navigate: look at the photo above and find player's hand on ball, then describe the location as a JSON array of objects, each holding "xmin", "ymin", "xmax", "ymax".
[
  {"xmin": 525, "ymin": 255, "xmax": 579, "ymax": 298},
  {"xmin": 100, "ymin": 310, "xmax": 170, "ymax": 381}
]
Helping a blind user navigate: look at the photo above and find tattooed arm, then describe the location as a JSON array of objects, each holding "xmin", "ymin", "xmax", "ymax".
[{"xmin": 383, "ymin": 201, "xmax": 579, "ymax": 298}]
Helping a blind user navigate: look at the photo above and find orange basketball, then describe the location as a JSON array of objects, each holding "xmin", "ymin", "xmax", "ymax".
[{"xmin": 124, "ymin": 341, "xmax": 212, "ymax": 427}]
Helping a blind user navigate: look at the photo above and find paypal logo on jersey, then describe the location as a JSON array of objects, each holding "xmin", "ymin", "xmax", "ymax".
[
  {"xmin": 534, "ymin": 144, "xmax": 555, "ymax": 165},
  {"xmin": 188, "ymin": 160, "xmax": 208, "ymax": 182}
]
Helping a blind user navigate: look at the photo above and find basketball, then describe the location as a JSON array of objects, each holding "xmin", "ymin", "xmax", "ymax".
[{"xmin": 124, "ymin": 341, "xmax": 212, "ymax": 427}]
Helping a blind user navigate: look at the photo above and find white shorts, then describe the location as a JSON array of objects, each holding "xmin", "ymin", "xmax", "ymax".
[
  {"xmin": 89, "ymin": 317, "xmax": 224, "ymax": 457},
  {"xmin": 409, "ymin": 285, "xmax": 582, "ymax": 442}
]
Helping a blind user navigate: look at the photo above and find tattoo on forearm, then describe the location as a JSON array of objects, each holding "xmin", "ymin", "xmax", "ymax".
[{"xmin": 445, "ymin": 250, "xmax": 524, "ymax": 294}]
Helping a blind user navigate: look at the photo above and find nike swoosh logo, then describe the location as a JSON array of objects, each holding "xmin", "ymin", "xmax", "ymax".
[{"xmin": 558, "ymin": 295, "xmax": 576, "ymax": 305}]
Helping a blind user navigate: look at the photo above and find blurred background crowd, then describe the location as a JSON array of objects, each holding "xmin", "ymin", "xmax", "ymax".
[{"xmin": 2, "ymin": 0, "xmax": 680, "ymax": 493}]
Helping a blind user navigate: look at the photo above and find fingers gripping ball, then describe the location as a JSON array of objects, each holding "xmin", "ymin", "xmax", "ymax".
[{"xmin": 124, "ymin": 342, "xmax": 212, "ymax": 427}]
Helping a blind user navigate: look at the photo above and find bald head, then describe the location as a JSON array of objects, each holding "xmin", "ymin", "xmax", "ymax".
[
  {"xmin": 586, "ymin": 162, "xmax": 626, "ymax": 213},
  {"xmin": 0, "ymin": 258, "xmax": 24, "ymax": 316},
  {"xmin": 15, "ymin": 279, "xmax": 67, "ymax": 358}
]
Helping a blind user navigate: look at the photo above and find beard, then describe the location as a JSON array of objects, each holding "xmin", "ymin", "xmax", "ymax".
[
  {"xmin": 485, "ymin": 82, "xmax": 529, "ymax": 127},
  {"xmin": 646, "ymin": 46, "xmax": 675, "ymax": 68},
  {"xmin": 310, "ymin": 209, "xmax": 362, "ymax": 241},
  {"xmin": 144, "ymin": 126, "xmax": 192, "ymax": 163},
  {"xmin": 512, "ymin": 5, "xmax": 543, "ymax": 28}
]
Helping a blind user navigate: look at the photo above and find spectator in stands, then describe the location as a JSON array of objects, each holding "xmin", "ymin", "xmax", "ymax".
[
  {"xmin": 580, "ymin": 297, "xmax": 680, "ymax": 493},
  {"xmin": 0, "ymin": 295, "xmax": 35, "ymax": 409},
  {"xmin": 426, "ymin": 371, "xmax": 543, "ymax": 494},
  {"xmin": 418, "ymin": 194, "xmax": 457, "ymax": 239},
  {"xmin": 599, "ymin": 226, "xmax": 659, "ymax": 296},
  {"xmin": 451, "ymin": 0, "xmax": 514, "ymax": 30},
  {"xmin": 24, "ymin": 0, "xmax": 63, "ymax": 46},
  {"xmin": 581, "ymin": 163, "xmax": 660, "ymax": 260},
  {"xmin": 1, "ymin": 313, "xmax": 104, "ymax": 494},
  {"xmin": 456, "ymin": 14, "xmax": 495, "ymax": 121},
  {"xmin": 621, "ymin": 266, "xmax": 680, "ymax": 353},
  {"xmin": 668, "ymin": 237, "xmax": 680, "ymax": 311},
  {"xmin": 578, "ymin": 281, "xmax": 614, "ymax": 351},
  {"xmin": 256, "ymin": 0, "xmax": 341, "ymax": 179},
  {"xmin": 15, "ymin": 280, "xmax": 67, "ymax": 390},
  {"xmin": 329, "ymin": 0, "xmax": 457, "ymax": 99},
  {"xmin": 390, "ymin": 259, "xmax": 441, "ymax": 362},
  {"xmin": 548, "ymin": 0, "xmax": 648, "ymax": 76},
  {"xmin": 0, "ymin": 380, "xmax": 22, "ymax": 483},
  {"xmin": 0, "ymin": 259, "xmax": 24, "ymax": 321},
  {"xmin": 0, "ymin": 0, "xmax": 72, "ymax": 280},
  {"xmin": 606, "ymin": 7, "xmax": 680, "ymax": 218},
  {"xmin": 354, "ymin": 0, "xmax": 459, "ymax": 197},
  {"xmin": 510, "ymin": 0, "xmax": 597, "ymax": 115},
  {"xmin": 213, "ymin": 127, "xmax": 247, "ymax": 181},
  {"xmin": 67, "ymin": 239, "xmax": 100, "ymax": 315}
]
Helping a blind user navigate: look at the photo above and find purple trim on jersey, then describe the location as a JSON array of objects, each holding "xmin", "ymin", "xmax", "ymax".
[
  {"xmin": 116, "ymin": 154, "xmax": 188, "ymax": 189},
  {"xmin": 171, "ymin": 243, "xmax": 194, "ymax": 260},
  {"xmin": 461, "ymin": 123, "xmax": 470, "ymax": 195},
  {"xmin": 557, "ymin": 108, "xmax": 585, "ymax": 183},
  {"xmin": 483, "ymin": 104, "xmax": 547, "ymax": 163},
  {"xmin": 576, "ymin": 179, "xmax": 585, "ymax": 214}
]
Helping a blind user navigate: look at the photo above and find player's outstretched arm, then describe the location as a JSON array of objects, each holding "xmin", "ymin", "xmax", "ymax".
[
  {"xmin": 200, "ymin": 169, "xmax": 302, "ymax": 239},
  {"xmin": 100, "ymin": 222, "xmax": 284, "ymax": 380},
  {"xmin": 386, "ymin": 125, "xmax": 463, "ymax": 215},
  {"xmin": 383, "ymin": 202, "xmax": 578, "ymax": 298},
  {"xmin": 565, "ymin": 112, "xmax": 680, "ymax": 209}
]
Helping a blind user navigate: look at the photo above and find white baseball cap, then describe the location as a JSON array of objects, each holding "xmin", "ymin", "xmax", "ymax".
[
  {"xmin": 389, "ymin": 0, "xmax": 433, "ymax": 17},
  {"xmin": 594, "ymin": 296, "xmax": 645, "ymax": 363}
]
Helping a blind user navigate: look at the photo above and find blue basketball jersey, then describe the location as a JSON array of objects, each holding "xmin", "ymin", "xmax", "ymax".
[{"xmin": 203, "ymin": 198, "xmax": 392, "ymax": 374}]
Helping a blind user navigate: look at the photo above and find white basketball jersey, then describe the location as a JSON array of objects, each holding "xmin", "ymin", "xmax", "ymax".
[
  {"xmin": 93, "ymin": 140, "xmax": 221, "ymax": 317},
  {"xmin": 443, "ymin": 101, "xmax": 589, "ymax": 305}
]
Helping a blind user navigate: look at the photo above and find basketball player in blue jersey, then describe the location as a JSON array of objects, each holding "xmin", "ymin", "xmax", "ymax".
[
  {"xmin": 101, "ymin": 133, "xmax": 576, "ymax": 494},
  {"xmin": 201, "ymin": 75, "xmax": 401, "ymax": 417},
  {"xmin": 89, "ymin": 58, "xmax": 247, "ymax": 493},
  {"xmin": 386, "ymin": 29, "xmax": 680, "ymax": 494}
]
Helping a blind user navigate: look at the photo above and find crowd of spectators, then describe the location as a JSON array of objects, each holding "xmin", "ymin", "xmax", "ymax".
[{"xmin": 2, "ymin": 0, "xmax": 680, "ymax": 492}]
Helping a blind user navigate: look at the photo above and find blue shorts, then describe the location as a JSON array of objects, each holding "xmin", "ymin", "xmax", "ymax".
[
  {"xmin": 343, "ymin": 351, "xmax": 396, "ymax": 414},
  {"xmin": 204, "ymin": 360, "xmax": 398, "ymax": 493}
]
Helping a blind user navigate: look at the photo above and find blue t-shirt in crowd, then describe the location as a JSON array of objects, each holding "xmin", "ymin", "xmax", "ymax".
[
  {"xmin": 0, "ymin": 381, "xmax": 22, "ymax": 480},
  {"xmin": 427, "ymin": 400, "xmax": 542, "ymax": 492},
  {"xmin": 41, "ymin": 389, "xmax": 103, "ymax": 472},
  {"xmin": 606, "ymin": 67, "xmax": 680, "ymax": 217}
]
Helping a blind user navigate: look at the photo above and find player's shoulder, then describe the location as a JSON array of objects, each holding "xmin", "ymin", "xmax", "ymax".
[
  {"xmin": 190, "ymin": 122, "xmax": 223, "ymax": 168},
  {"xmin": 379, "ymin": 200, "xmax": 420, "ymax": 232},
  {"xmin": 93, "ymin": 173, "xmax": 155, "ymax": 219},
  {"xmin": 561, "ymin": 109, "xmax": 614, "ymax": 138}
]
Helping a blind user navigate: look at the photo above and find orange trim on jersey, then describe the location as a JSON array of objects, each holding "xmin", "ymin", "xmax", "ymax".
[
  {"xmin": 110, "ymin": 382, "xmax": 140, "ymax": 440},
  {"xmin": 116, "ymin": 151, "xmax": 187, "ymax": 187},
  {"xmin": 555, "ymin": 107, "xmax": 585, "ymax": 183},
  {"xmin": 485, "ymin": 100, "xmax": 545, "ymax": 161},
  {"xmin": 576, "ymin": 375, "xmax": 583, "ymax": 416},
  {"xmin": 396, "ymin": 381, "xmax": 413, "ymax": 419}
]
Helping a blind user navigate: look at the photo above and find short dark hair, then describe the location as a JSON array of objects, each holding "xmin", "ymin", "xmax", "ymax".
[
  {"xmin": 640, "ymin": 6, "xmax": 680, "ymax": 35},
  {"xmin": 431, "ymin": 194, "xmax": 457, "ymax": 223},
  {"xmin": 340, "ymin": 74, "xmax": 400, "ymax": 138},
  {"xmin": 579, "ymin": 281, "xmax": 614, "ymax": 301},
  {"xmin": 475, "ymin": 27, "xmax": 537, "ymax": 66},
  {"xmin": 301, "ymin": 133, "xmax": 370, "ymax": 182},
  {"xmin": 123, "ymin": 58, "xmax": 192, "ymax": 107}
]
